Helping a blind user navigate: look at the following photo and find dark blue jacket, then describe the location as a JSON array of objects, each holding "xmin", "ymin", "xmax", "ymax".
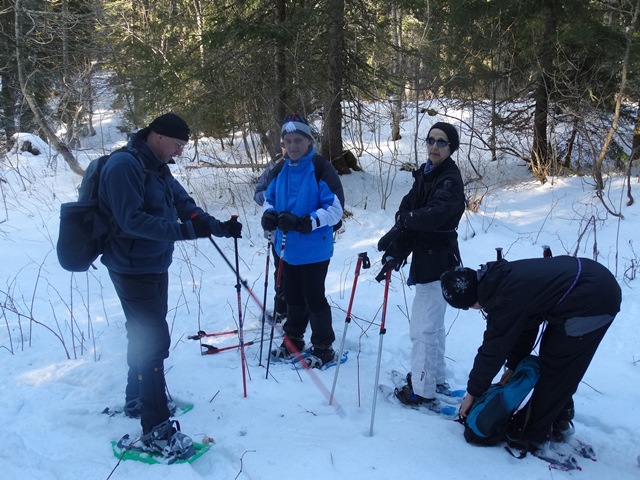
[{"xmin": 98, "ymin": 134, "xmax": 217, "ymax": 274}]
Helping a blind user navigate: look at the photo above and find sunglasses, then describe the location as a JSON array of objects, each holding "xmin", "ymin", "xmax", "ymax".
[{"xmin": 426, "ymin": 137, "xmax": 450, "ymax": 148}]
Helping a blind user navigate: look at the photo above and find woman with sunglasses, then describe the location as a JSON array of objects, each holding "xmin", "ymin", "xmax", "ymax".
[{"xmin": 377, "ymin": 121, "xmax": 466, "ymax": 411}]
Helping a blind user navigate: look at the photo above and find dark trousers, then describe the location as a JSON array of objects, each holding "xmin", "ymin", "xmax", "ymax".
[
  {"xmin": 109, "ymin": 270, "xmax": 171, "ymax": 433},
  {"xmin": 282, "ymin": 260, "xmax": 335, "ymax": 347},
  {"xmin": 523, "ymin": 321, "xmax": 612, "ymax": 443}
]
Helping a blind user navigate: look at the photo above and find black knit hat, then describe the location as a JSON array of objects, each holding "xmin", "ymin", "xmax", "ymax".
[
  {"xmin": 440, "ymin": 267, "xmax": 478, "ymax": 309},
  {"xmin": 149, "ymin": 113, "xmax": 190, "ymax": 142},
  {"xmin": 428, "ymin": 122, "xmax": 459, "ymax": 154}
]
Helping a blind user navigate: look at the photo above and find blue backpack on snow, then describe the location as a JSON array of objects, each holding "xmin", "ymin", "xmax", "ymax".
[{"xmin": 463, "ymin": 355, "xmax": 541, "ymax": 446}]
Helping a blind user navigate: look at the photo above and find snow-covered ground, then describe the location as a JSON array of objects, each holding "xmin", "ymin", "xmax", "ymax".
[{"xmin": 1, "ymin": 98, "xmax": 639, "ymax": 480}]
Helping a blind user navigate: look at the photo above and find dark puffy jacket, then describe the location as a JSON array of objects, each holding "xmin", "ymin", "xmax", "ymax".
[
  {"xmin": 394, "ymin": 157, "xmax": 466, "ymax": 283},
  {"xmin": 98, "ymin": 136, "xmax": 211, "ymax": 274},
  {"xmin": 467, "ymin": 256, "xmax": 621, "ymax": 397}
]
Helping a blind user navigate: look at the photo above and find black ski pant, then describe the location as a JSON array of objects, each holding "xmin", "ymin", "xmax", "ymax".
[
  {"xmin": 282, "ymin": 260, "xmax": 335, "ymax": 347},
  {"xmin": 109, "ymin": 270, "xmax": 171, "ymax": 434},
  {"xmin": 522, "ymin": 320, "xmax": 612, "ymax": 444}
]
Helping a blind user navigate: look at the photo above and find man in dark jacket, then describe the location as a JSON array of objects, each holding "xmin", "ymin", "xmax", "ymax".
[
  {"xmin": 99, "ymin": 113, "xmax": 242, "ymax": 459},
  {"xmin": 440, "ymin": 256, "xmax": 621, "ymax": 451},
  {"xmin": 378, "ymin": 122, "xmax": 466, "ymax": 410}
]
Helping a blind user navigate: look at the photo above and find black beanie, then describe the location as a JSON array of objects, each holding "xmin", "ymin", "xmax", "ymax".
[
  {"xmin": 148, "ymin": 113, "xmax": 190, "ymax": 142},
  {"xmin": 440, "ymin": 267, "xmax": 478, "ymax": 309},
  {"xmin": 429, "ymin": 122, "xmax": 459, "ymax": 154}
]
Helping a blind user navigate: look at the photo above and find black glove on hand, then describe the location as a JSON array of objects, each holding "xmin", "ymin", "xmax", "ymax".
[
  {"xmin": 221, "ymin": 217, "xmax": 243, "ymax": 239},
  {"xmin": 261, "ymin": 210, "xmax": 278, "ymax": 231},
  {"xmin": 395, "ymin": 211, "xmax": 414, "ymax": 229},
  {"xmin": 382, "ymin": 253, "xmax": 404, "ymax": 272},
  {"xmin": 192, "ymin": 215, "xmax": 212, "ymax": 238},
  {"xmin": 297, "ymin": 214, "xmax": 313, "ymax": 234},
  {"xmin": 277, "ymin": 211, "xmax": 300, "ymax": 233},
  {"xmin": 278, "ymin": 212, "xmax": 314, "ymax": 234},
  {"xmin": 378, "ymin": 225, "xmax": 401, "ymax": 252}
]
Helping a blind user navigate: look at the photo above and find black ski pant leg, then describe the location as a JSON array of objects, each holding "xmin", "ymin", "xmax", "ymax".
[
  {"xmin": 525, "ymin": 321, "xmax": 612, "ymax": 443},
  {"xmin": 282, "ymin": 261, "xmax": 309, "ymax": 345},
  {"xmin": 109, "ymin": 271, "xmax": 171, "ymax": 434},
  {"xmin": 283, "ymin": 260, "xmax": 334, "ymax": 347}
]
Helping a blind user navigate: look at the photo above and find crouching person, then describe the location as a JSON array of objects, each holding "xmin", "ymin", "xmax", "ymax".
[{"xmin": 440, "ymin": 255, "xmax": 621, "ymax": 456}]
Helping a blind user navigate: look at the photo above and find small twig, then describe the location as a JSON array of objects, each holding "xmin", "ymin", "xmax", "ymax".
[
  {"xmin": 234, "ymin": 450, "xmax": 256, "ymax": 480},
  {"xmin": 209, "ymin": 390, "xmax": 221, "ymax": 403},
  {"xmin": 297, "ymin": 404, "xmax": 318, "ymax": 416}
]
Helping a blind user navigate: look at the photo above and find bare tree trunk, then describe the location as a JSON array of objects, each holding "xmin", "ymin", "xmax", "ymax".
[
  {"xmin": 390, "ymin": 3, "xmax": 403, "ymax": 141},
  {"xmin": 531, "ymin": 0, "xmax": 556, "ymax": 184},
  {"xmin": 321, "ymin": 0, "xmax": 348, "ymax": 172},
  {"xmin": 594, "ymin": 0, "xmax": 640, "ymax": 193},
  {"xmin": 14, "ymin": 0, "xmax": 83, "ymax": 176},
  {"xmin": 271, "ymin": 0, "xmax": 287, "ymax": 154}
]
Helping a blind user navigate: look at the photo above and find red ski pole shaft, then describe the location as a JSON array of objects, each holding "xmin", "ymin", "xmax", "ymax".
[{"xmin": 330, "ymin": 252, "xmax": 370, "ymax": 405}]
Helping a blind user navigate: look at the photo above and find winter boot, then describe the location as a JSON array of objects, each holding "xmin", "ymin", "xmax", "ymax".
[
  {"xmin": 551, "ymin": 400, "xmax": 575, "ymax": 442},
  {"xmin": 305, "ymin": 345, "xmax": 336, "ymax": 369},
  {"xmin": 394, "ymin": 384, "xmax": 442, "ymax": 412},
  {"xmin": 406, "ymin": 372, "xmax": 452, "ymax": 397},
  {"xmin": 270, "ymin": 335, "xmax": 305, "ymax": 360},
  {"xmin": 124, "ymin": 398, "xmax": 142, "ymax": 418},
  {"xmin": 140, "ymin": 419, "xmax": 195, "ymax": 463},
  {"xmin": 436, "ymin": 382, "xmax": 452, "ymax": 396},
  {"xmin": 123, "ymin": 397, "xmax": 177, "ymax": 419}
]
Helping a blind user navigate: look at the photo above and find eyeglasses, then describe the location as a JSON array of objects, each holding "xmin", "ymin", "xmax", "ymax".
[
  {"xmin": 173, "ymin": 139, "xmax": 187, "ymax": 151},
  {"xmin": 426, "ymin": 137, "xmax": 450, "ymax": 148}
]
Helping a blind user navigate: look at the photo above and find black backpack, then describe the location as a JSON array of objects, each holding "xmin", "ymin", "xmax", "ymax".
[
  {"xmin": 57, "ymin": 147, "xmax": 141, "ymax": 272},
  {"xmin": 267, "ymin": 154, "xmax": 345, "ymax": 232}
]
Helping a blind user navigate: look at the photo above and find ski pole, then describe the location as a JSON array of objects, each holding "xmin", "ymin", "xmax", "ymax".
[
  {"xmin": 369, "ymin": 268, "xmax": 392, "ymax": 436},
  {"xmin": 330, "ymin": 252, "xmax": 370, "ymax": 405},
  {"xmin": 265, "ymin": 233, "xmax": 287, "ymax": 380},
  {"xmin": 207, "ymin": 235, "xmax": 265, "ymax": 310},
  {"xmin": 230, "ymin": 215, "xmax": 248, "ymax": 398},
  {"xmin": 188, "ymin": 328, "xmax": 262, "ymax": 340},
  {"xmin": 201, "ymin": 340, "xmax": 256, "ymax": 355},
  {"xmin": 258, "ymin": 236, "xmax": 273, "ymax": 366}
]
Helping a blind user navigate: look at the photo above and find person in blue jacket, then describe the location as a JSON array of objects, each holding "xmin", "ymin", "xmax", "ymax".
[
  {"xmin": 99, "ymin": 113, "xmax": 241, "ymax": 459},
  {"xmin": 260, "ymin": 114, "xmax": 344, "ymax": 368}
]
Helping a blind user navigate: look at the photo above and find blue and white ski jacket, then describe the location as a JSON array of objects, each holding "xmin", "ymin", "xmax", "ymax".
[{"xmin": 263, "ymin": 147, "xmax": 343, "ymax": 265}]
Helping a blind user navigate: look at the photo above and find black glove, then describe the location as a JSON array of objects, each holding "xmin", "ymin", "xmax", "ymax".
[
  {"xmin": 296, "ymin": 214, "xmax": 313, "ymax": 234},
  {"xmin": 378, "ymin": 225, "xmax": 401, "ymax": 252},
  {"xmin": 277, "ymin": 211, "xmax": 298, "ymax": 233},
  {"xmin": 382, "ymin": 252, "xmax": 405, "ymax": 272},
  {"xmin": 395, "ymin": 210, "xmax": 414, "ymax": 229},
  {"xmin": 192, "ymin": 215, "xmax": 212, "ymax": 238},
  {"xmin": 261, "ymin": 210, "xmax": 278, "ymax": 231},
  {"xmin": 278, "ymin": 212, "xmax": 313, "ymax": 234},
  {"xmin": 221, "ymin": 217, "xmax": 243, "ymax": 239}
]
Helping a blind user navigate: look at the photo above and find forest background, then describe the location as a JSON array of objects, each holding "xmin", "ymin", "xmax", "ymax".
[{"xmin": 2, "ymin": 0, "xmax": 640, "ymax": 198}]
